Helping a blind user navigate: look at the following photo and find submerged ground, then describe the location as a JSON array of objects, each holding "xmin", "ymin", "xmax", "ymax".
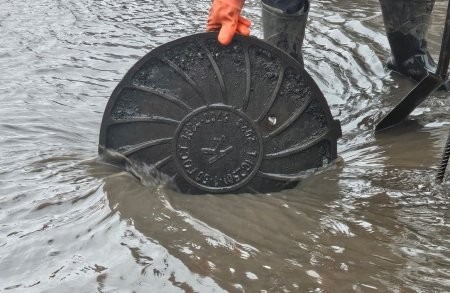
[{"xmin": 0, "ymin": 0, "xmax": 449, "ymax": 291}]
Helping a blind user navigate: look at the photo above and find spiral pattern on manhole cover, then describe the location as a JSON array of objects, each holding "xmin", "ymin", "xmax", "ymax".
[{"xmin": 99, "ymin": 32, "xmax": 341, "ymax": 194}]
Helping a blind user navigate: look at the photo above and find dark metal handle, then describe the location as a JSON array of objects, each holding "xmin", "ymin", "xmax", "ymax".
[
  {"xmin": 435, "ymin": 1, "xmax": 450, "ymax": 183},
  {"xmin": 436, "ymin": 128, "xmax": 450, "ymax": 183},
  {"xmin": 436, "ymin": 0, "xmax": 450, "ymax": 78}
]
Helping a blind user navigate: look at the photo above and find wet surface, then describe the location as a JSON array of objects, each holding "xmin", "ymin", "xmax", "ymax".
[
  {"xmin": 99, "ymin": 32, "xmax": 341, "ymax": 194},
  {"xmin": 0, "ymin": 0, "xmax": 449, "ymax": 291}
]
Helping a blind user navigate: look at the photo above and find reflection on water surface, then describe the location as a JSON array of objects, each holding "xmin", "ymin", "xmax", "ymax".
[{"xmin": 0, "ymin": 0, "xmax": 449, "ymax": 291}]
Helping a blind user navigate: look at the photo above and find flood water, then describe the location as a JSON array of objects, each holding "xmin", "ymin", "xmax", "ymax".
[{"xmin": 1, "ymin": 0, "xmax": 449, "ymax": 291}]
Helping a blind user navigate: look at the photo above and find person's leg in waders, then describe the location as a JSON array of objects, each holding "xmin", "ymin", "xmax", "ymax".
[
  {"xmin": 379, "ymin": 0, "xmax": 450, "ymax": 90},
  {"xmin": 207, "ymin": 0, "xmax": 309, "ymax": 66},
  {"xmin": 261, "ymin": 0, "xmax": 309, "ymax": 66}
]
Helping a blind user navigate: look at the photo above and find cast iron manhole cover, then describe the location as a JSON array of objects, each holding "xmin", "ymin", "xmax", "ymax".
[{"xmin": 99, "ymin": 32, "xmax": 341, "ymax": 194}]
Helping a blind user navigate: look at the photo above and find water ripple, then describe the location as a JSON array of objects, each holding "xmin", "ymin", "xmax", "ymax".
[{"xmin": 1, "ymin": 0, "xmax": 449, "ymax": 291}]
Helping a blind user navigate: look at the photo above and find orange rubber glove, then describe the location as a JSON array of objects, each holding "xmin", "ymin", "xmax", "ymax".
[{"xmin": 207, "ymin": 0, "xmax": 251, "ymax": 45}]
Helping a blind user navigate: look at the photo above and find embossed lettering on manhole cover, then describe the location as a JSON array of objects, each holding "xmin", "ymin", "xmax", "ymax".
[{"xmin": 173, "ymin": 105, "xmax": 264, "ymax": 192}]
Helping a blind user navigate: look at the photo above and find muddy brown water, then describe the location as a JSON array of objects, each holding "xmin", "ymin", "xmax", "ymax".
[{"xmin": 0, "ymin": 0, "xmax": 449, "ymax": 292}]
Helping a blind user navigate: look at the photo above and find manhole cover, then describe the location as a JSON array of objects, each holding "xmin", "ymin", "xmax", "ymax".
[{"xmin": 99, "ymin": 32, "xmax": 341, "ymax": 194}]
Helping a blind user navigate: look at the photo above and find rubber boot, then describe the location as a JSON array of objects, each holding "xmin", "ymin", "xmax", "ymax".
[
  {"xmin": 379, "ymin": 0, "xmax": 449, "ymax": 90},
  {"xmin": 261, "ymin": 0, "xmax": 309, "ymax": 66}
]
